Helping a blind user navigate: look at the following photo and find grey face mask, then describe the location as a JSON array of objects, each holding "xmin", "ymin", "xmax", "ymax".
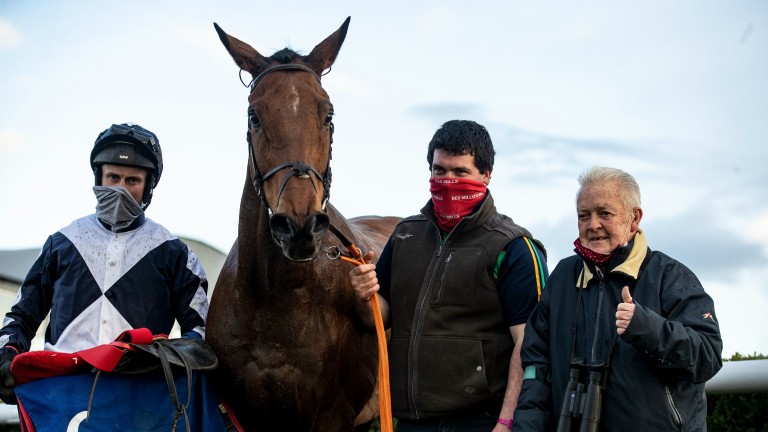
[{"xmin": 93, "ymin": 186, "xmax": 144, "ymax": 232}]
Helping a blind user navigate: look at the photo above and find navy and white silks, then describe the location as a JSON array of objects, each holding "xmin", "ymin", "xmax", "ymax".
[{"xmin": 0, "ymin": 214, "xmax": 208, "ymax": 353}]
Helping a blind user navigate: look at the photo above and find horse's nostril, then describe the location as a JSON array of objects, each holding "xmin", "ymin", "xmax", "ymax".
[
  {"xmin": 269, "ymin": 214, "xmax": 298, "ymax": 241},
  {"xmin": 308, "ymin": 213, "xmax": 331, "ymax": 237}
]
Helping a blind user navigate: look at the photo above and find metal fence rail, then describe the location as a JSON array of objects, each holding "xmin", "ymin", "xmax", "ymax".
[{"xmin": 705, "ymin": 358, "xmax": 768, "ymax": 394}]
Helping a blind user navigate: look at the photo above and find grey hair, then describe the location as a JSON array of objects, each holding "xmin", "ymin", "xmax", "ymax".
[{"xmin": 577, "ymin": 166, "xmax": 641, "ymax": 211}]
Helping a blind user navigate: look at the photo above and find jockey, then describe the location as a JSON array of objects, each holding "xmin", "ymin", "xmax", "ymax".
[{"xmin": 0, "ymin": 123, "xmax": 210, "ymax": 405}]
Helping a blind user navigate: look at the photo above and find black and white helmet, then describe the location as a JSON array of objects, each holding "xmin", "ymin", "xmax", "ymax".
[{"xmin": 90, "ymin": 123, "xmax": 163, "ymax": 209}]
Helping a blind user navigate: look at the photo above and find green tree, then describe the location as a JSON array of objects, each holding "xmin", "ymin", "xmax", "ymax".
[{"xmin": 707, "ymin": 352, "xmax": 768, "ymax": 432}]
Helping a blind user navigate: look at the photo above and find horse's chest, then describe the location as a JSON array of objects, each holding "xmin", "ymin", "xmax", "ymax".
[
  {"xmin": 229, "ymin": 294, "xmax": 353, "ymax": 354},
  {"xmin": 254, "ymin": 308, "xmax": 350, "ymax": 344},
  {"xmin": 235, "ymin": 308, "xmax": 362, "ymax": 404}
]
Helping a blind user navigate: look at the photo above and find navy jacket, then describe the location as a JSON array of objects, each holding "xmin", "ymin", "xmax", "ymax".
[{"xmin": 514, "ymin": 231, "xmax": 722, "ymax": 431}]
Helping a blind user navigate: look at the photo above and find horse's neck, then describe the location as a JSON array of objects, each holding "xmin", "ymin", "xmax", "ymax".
[
  {"xmin": 238, "ymin": 172, "xmax": 264, "ymax": 227},
  {"xmin": 325, "ymin": 203, "xmax": 375, "ymax": 254},
  {"xmin": 235, "ymin": 175, "xmax": 323, "ymax": 290},
  {"xmin": 323, "ymin": 203, "xmax": 353, "ymax": 243},
  {"xmin": 235, "ymin": 175, "xmax": 274, "ymax": 281}
]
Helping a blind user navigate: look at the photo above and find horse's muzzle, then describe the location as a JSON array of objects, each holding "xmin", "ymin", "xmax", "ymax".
[{"xmin": 269, "ymin": 212, "xmax": 330, "ymax": 261}]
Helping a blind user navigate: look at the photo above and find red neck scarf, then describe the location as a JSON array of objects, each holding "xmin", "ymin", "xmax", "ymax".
[
  {"xmin": 429, "ymin": 177, "xmax": 487, "ymax": 232},
  {"xmin": 573, "ymin": 238, "xmax": 615, "ymax": 265}
]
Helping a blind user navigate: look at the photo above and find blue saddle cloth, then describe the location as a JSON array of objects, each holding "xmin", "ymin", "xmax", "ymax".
[{"xmin": 14, "ymin": 369, "xmax": 228, "ymax": 431}]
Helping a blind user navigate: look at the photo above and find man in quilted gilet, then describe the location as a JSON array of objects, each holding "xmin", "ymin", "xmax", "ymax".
[{"xmin": 350, "ymin": 120, "xmax": 548, "ymax": 432}]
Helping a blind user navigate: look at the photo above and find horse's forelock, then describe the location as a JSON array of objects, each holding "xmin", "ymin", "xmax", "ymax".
[{"xmin": 270, "ymin": 48, "xmax": 302, "ymax": 64}]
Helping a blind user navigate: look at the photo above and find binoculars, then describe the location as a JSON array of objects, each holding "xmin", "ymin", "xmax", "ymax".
[{"xmin": 556, "ymin": 361, "xmax": 606, "ymax": 432}]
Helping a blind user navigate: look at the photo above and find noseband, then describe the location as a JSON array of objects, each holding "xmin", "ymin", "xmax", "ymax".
[{"xmin": 245, "ymin": 63, "xmax": 334, "ymax": 214}]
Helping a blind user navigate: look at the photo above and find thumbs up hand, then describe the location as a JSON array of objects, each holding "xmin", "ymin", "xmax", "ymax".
[{"xmin": 616, "ymin": 286, "xmax": 635, "ymax": 335}]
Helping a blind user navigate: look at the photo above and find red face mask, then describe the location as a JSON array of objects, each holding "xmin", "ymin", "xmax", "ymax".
[
  {"xmin": 573, "ymin": 238, "xmax": 615, "ymax": 264},
  {"xmin": 429, "ymin": 177, "xmax": 487, "ymax": 232}
]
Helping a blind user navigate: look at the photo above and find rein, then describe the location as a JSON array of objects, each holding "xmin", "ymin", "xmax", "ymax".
[
  {"xmin": 245, "ymin": 63, "xmax": 333, "ymax": 214},
  {"xmin": 326, "ymin": 225, "xmax": 394, "ymax": 432}
]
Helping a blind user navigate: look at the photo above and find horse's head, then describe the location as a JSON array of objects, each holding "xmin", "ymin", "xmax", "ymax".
[{"xmin": 214, "ymin": 18, "xmax": 350, "ymax": 262}]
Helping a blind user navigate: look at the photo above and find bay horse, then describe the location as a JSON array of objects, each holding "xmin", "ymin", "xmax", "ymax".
[{"xmin": 207, "ymin": 17, "xmax": 400, "ymax": 431}]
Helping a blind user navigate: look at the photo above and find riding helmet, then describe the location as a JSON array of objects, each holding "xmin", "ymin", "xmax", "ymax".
[{"xmin": 90, "ymin": 123, "xmax": 163, "ymax": 209}]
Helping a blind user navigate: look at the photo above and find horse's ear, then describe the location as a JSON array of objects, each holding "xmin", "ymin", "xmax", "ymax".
[
  {"xmin": 213, "ymin": 23, "xmax": 269, "ymax": 77},
  {"xmin": 305, "ymin": 16, "xmax": 351, "ymax": 76}
]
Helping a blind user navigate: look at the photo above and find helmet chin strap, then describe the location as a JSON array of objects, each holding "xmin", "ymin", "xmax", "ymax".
[{"xmin": 140, "ymin": 173, "xmax": 156, "ymax": 210}]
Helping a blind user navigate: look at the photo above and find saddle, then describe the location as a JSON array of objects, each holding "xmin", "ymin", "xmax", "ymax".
[
  {"xmin": 79, "ymin": 328, "xmax": 218, "ymax": 374},
  {"xmin": 11, "ymin": 329, "xmax": 218, "ymax": 432}
]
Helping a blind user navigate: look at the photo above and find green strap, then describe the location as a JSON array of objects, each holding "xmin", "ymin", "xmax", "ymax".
[{"xmin": 524, "ymin": 365, "xmax": 537, "ymax": 380}]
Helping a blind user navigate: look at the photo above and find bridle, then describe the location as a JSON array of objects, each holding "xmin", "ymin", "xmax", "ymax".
[
  {"xmin": 244, "ymin": 63, "xmax": 334, "ymax": 214},
  {"xmin": 242, "ymin": 62, "xmax": 361, "ymax": 263}
]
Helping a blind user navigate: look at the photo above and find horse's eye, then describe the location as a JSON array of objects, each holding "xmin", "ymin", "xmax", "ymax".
[
  {"xmin": 248, "ymin": 109, "xmax": 261, "ymax": 129},
  {"xmin": 324, "ymin": 112, "xmax": 334, "ymax": 126}
]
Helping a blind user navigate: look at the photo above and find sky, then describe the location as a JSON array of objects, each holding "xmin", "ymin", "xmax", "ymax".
[{"xmin": 1, "ymin": 1, "xmax": 766, "ymax": 358}]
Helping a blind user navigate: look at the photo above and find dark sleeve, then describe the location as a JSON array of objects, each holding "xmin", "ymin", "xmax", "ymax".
[
  {"xmin": 171, "ymin": 243, "xmax": 209, "ymax": 338},
  {"xmin": 621, "ymin": 259, "xmax": 723, "ymax": 383},
  {"xmin": 0, "ymin": 238, "xmax": 55, "ymax": 353},
  {"xmin": 512, "ymin": 258, "xmax": 559, "ymax": 432},
  {"xmin": 375, "ymin": 236, "xmax": 394, "ymax": 305},
  {"xmin": 512, "ymin": 255, "xmax": 568, "ymax": 432},
  {"xmin": 497, "ymin": 237, "xmax": 549, "ymax": 326}
]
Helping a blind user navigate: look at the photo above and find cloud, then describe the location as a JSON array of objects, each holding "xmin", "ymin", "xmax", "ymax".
[
  {"xmin": 407, "ymin": 102, "xmax": 484, "ymax": 124},
  {"xmin": 748, "ymin": 211, "xmax": 768, "ymax": 256},
  {"xmin": 526, "ymin": 216, "xmax": 577, "ymax": 268},
  {"xmin": 415, "ymin": 6, "xmax": 461, "ymax": 42},
  {"xmin": 0, "ymin": 129, "xmax": 23, "ymax": 155},
  {"xmin": 488, "ymin": 122, "xmax": 653, "ymax": 188},
  {"xmin": 172, "ymin": 23, "xmax": 228, "ymax": 59},
  {"xmin": 494, "ymin": 124, "xmax": 645, "ymax": 157},
  {"xmin": 326, "ymin": 72, "xmax": 377, "ymax": 99},
  {"xmin": 480, "ymin": 121, "xmax": 768, "ymax": 285},
  {"xmin": 0, "ymin": 19, "xmax": 21, "ymax": 50},
  {"xmin": 706, "ymin": 269, "xmax": 768, "ymax": 356},
  {"xmin": 647, "ymin": 207, "xmax": 767, "ymax": 282}
]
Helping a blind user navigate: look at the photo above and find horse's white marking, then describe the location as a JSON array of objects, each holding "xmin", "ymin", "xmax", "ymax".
[
  {"xmin": 67, "ymin": 411, "xmax": 88, "ymax": 431},
  {"xmin": 290, "ymin": 85, "xmax": 300, "ymax": 114}
]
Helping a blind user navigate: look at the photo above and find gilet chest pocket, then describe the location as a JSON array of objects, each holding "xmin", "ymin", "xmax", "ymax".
[{"xmin": 430, "ymin": 246, "xmax": 484, "ymax": 306}]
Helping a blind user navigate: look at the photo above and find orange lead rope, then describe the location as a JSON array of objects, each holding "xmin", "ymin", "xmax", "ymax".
[{"xmin": 340, "ymin": 245, "xmax": 393, "ymax": 432}]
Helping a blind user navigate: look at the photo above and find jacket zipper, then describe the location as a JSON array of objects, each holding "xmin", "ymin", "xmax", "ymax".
[
  {"xmin": 408, "ymin": 223, "xmax": 447, "ymax": 418},
  {"xmin": 590, "ymin": 281, "xmax": 605, "ymax": 364},
  {"xmin": 434, "ymin": 252, "xmax": 454, "ymax": 301},
  {"xmin": 665, "ymin": 385, "xmax": 684, "ymax": 430}
]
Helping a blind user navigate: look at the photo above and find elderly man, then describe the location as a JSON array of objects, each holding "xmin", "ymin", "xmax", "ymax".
[{"xmin": 513, "ymin": 166, "xmax": 722, "ymax": 431}]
